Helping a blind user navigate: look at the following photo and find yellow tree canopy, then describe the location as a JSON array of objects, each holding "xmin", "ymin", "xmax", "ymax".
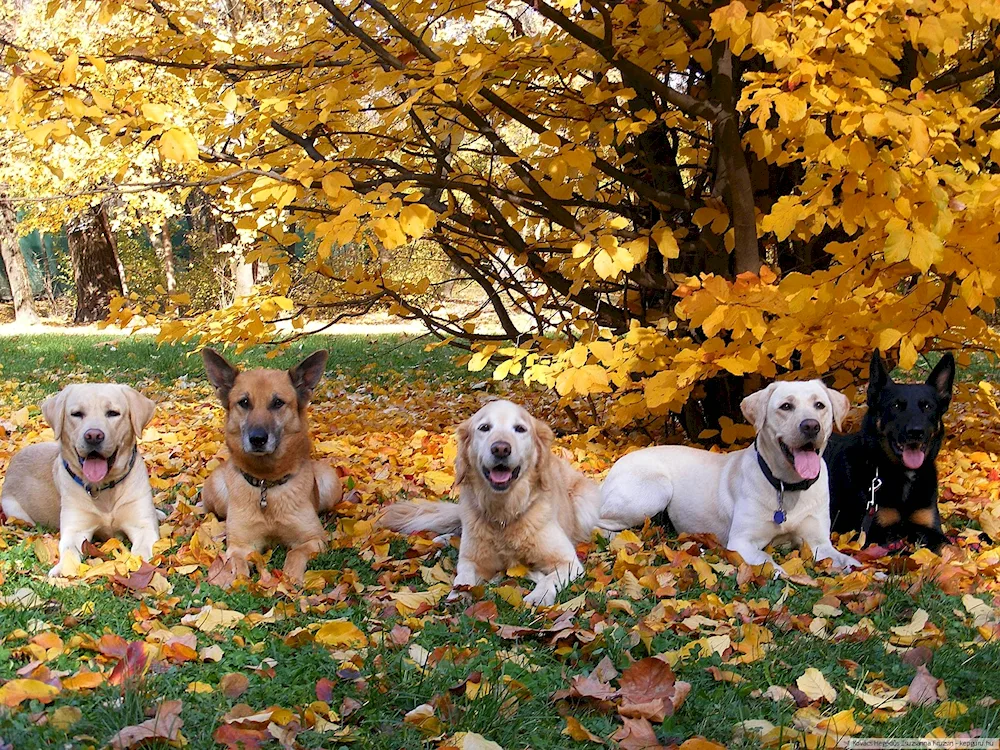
[{"xmin": 4, "ymin": 0, "xmax": 1000, "ymax": 432}]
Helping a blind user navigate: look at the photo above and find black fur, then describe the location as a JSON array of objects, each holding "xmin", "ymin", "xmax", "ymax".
[{"xmin": 824, "ymin": 350, "xmax": 955, "ymax": 551}]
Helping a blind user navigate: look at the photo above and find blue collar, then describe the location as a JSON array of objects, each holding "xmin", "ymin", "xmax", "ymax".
[{"xmin": 63, "ymin": 446, "xmax": 139, "ymax": 497}]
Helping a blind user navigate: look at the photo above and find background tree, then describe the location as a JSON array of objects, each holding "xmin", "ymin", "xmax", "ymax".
[
  {"xmin": 0, "ymin": 193, "xmax": 40, "ymax": 324},
  {"xmin": 4, "ymin": 0, "xmax": 1000, "ymax": 434},
  {"xmin": 67, "ymin": 204, "xmax": 125, "ymax": 323}
]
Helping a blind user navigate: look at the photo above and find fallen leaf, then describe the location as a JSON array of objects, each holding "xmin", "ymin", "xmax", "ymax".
[
  {"xmin": 314, "ymin": 619, "xmax": 368, "ymax": 648},
  {"xmin": 907, "ymin": 665, "xmax": 942, "ymax": 706},
  {"xmin": 611, "ymin": 717, "xmax": 661, "ymax": 750},
  {"xmin": 563, "ymin": 716, "xmax": 604, "ymax": 743},
  {"xmin": 181, "ymin": 605, "xmax": 244, "ymax": 632},
  {"xmin": 109, "ymin": 699, "xmax": 184, "ymax": 749},
  {"xmin": 796, "ymin": 667, "xmax": 837, "ymax": 703},
  {"xmin": 220, "ymin": 673, "xmax": 249, "ymax": 699},
  {"xmin": 0, "ymin": 678, "xmax": 59, "ymax": 707}
]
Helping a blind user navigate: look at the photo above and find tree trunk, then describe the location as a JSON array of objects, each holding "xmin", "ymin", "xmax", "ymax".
[
  {"xmin": 232, "ymin": 248, "xmax": 256, "ymax": 298},
  {"xmin": 149, "ymin": 223, "xmax": 177, "ymax": 292},
  {"xmin": 68, "ymin": 204, "xmax": 125, "ymax": 323},
  {"xmin": 0, "ymin": 195, "xmax": 40, "ymax": 324}
]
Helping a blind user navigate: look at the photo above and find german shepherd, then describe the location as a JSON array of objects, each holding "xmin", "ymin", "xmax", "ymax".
[
  {"xmin": 825, "ymin": 350, "xmax": 955, "ymax": 551},
  {"xmin": 201, "ymin": 349, "xmax": 342, "ymax": 582}
]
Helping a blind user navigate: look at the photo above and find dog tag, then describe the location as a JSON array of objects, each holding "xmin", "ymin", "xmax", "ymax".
[{"xmin": 773, "ymin": 509, "xmax": 786, "ymax": 525}]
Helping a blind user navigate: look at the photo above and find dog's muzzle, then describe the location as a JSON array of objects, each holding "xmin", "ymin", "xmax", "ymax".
[
  {"xmin": 482, "ymin": 462, "xmax": 521, "ymax": 492},
  {"xmin": 243, "ymin": 427, "xmax": 277, "ymax": 455}
]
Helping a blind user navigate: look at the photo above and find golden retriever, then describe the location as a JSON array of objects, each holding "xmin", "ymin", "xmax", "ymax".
[
  {"xmin": 1, "ymin": 383, "xmax": 159, "ymax": 577},
  {"xmin": 201, "ymin": 349, "xmax": 342, "ymax": 583},
  {"xmin": 380, "ymin": 400, "xmax": 601, "ymax": 606}
]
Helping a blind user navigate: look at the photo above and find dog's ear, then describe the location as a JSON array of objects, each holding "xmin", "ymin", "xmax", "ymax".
[
  {"xmin": 202, "ymin": 348, "xmax": 238, "ymax": 405},
  {"xmin": 927, "ymin": 353, "xmax": 956, "ymax": 404},
  {"xmin": 41, "ymin": 387, "xmax": 69, "ymax": 440},
  {"xmin": 453, "ymin": 419, "xmax": 472, "ymax": 487},
  {"xmin": 532, "ymin": 417, "xmax": 556, "ymax": 490},
  {"xmin": 740, "ymin": 383, "xmax": 777, "ymax": 431},
  {"xmin": 824, "ymin": 386, "xmax": 851, "ymax": 431},
  {"xmin": 121, "ymin": 386, "xmax": 156, "ymax": 437},
  {"xmin": 868, "ymin": 349, "xmax": 890, "ymax": 406},
  {"xmin": 288, "ymin": 350, "xmax": 328, "ymax": 405}
]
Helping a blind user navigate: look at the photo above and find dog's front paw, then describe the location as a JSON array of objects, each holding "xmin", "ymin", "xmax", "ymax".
[
  {"xmin": 524, "ymin": 584, "xmax": 556, "ymax": 608},
  {"xmin": 446, "ymin": 587, "xmax": 472, "ymax": 604},
  {"xmin": 830, "ymin": 551, "xmax": 861, "ymax": 571}
]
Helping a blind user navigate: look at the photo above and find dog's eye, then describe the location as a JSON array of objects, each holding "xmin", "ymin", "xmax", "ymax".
[
  {"xmin": 919, "ymin": 400, "xmax": 932, "ymax": 411},
  {"xmin": 894, "ymin": 400, "xmax": 906, "ymax": 410},
  {"xmin": 779, "ymin": 403, "xmax": 794, "ymax": 411},
  {"xmin": 814, "ymin": 402, "xmax": 826, "ymax": 410},
  {"xmin": 237, "ymin": 396, "xmax": 250, "ymax": 409},
  {"xmin": 270, "ymin": 397, "xmax": 285, "ymax": 410},
  {"xmin": 514, "ymin": 424, "xmax": 527, "ymax": 433},
  {"xmin": 70, "ymin": 410, "xmax": 84, "ymax": 419},
  {"xmin": 106, "ymin": 410, "xmax": 120, "ymax": 418},
  {"xmin": 477, "ymin": 423, "xmax": 490, "ymax": 432}
]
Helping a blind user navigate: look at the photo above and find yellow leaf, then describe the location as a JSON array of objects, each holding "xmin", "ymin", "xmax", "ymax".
[
  {"xmin": 0, "ymin": 679, "xmax": 59, "ymax": 707},
  {"xmin": 909, "ymin": 118, "xmax": 930, "ymax": 160},
  {"xmin": 816, "ymin": 708, "xmax": 863, "ymax": 736},
  {"xmin": 186, "ymin": 681, "xmax": 214, "ymax": 693},
  {"xmin": 180, "ymin": 604, "xmax": 244, "ymax": 632},
  {"xmin": 796, "ymin": 667, "xmax": 837, "ymax": 702},
  {"xmin": 314, "ymin": 619, "xmax": 368, "ymax": 648},
  {"xmin": 934, "ymin": 701, "xmax": 967, "ymax": 719},
  {"xmin": 158, "ymin": 128, "xmax": 199, "ymax": 162},
  {"xmin": 399, "ymin": 204, "xmax": 436, "ymax": 239}
]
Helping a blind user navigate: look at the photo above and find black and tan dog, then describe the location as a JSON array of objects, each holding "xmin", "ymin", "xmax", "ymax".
[
  {"xmin": 201, "ymin": 349, "xmax": 342, "ymax": 582},
  {"xmin": 825, "ymin": 350, "xmax": 955, "ymax": 551}
]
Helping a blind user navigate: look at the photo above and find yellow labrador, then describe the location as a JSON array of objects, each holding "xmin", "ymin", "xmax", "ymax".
[
  {"xmin": 381, "ymin": 400, "xmax": 602, "ymax": 606},
  {"xmin": 599, "ymin": 380, "xmax": 860, "ymax": 575},
  {"xmin": 1, "ymin": 383, "xmax": 159, "ymax": 577}
]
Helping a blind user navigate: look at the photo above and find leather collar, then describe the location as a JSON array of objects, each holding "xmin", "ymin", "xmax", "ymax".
[
  {"xmin": 63, "ymin": 446, "xmax": 139, "ymax": 497},
  {"xmin": 239, "ymin": 469, "xmax": 294, "ymax": 510}
]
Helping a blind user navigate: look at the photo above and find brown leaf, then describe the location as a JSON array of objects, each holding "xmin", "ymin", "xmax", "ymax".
[
  {"xmin": 213, "ymin": 723, "xmax": 269, "ymax": 750},
  {"xmin": 465, "ymin": 600, "xmax": 499, "ymax": 622},
  {"xmin": 109, "ymin": 699, "xmax": 183, "ymax": 749},
  {"xmin": 315, "ymin": 677, "xmax": 335, "ymax": 702},
  {"xmin": 113, "ymin": 562, "xmax": 157, "ymax": 591},
  {"xmin": 907, "ymin": 665, "xmax": 942, "ymax": 706},
  {"xmin": 389, "ymin": 625, "xmax": 412, "ymax": 646},
  {"xmin": 569, "ymin": 674, "xmax": 618, "ymax": 701},
  {"xmin": 592, "ymin": 655, "xmax": 619, "ymax": 683},
  {"xmin": 611, "ymin": 717, "xmax": 662, "ymax": 750},
  {"xmin": 901, "ymin": 646, "xmax": 933, "ymax": 668},
  {"xmin": 220, "ymin": 672, "xmax": 249, "ymax": 700},
  {"xmin": 618, "ymin": 657, "xmax": 685, "ymax": 721}
]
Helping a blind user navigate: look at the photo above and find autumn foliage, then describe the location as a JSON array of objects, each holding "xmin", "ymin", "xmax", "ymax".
[{"xmin": 4, "ymin": 0, "xmax": 1000, "ymax": 430}]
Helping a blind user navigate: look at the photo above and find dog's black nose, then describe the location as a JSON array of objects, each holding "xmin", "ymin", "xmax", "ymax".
[
  {"xmin": 84, "ymin": 429, "xmax": 104, "ymax": 446},
  {"xmin": 491, "ymin": 440, "xmax": 511, "ymax": 459},
  {"xmin": 799, "ymin": 419, "xmax": 820, "ymax": 439},
  {"xmin": 905, "ymin": 428, "xmax": 926, "ymax": 442},
  {"xmin": 248, "ymin": 429, "xmax": 269, "ymax": 449}
]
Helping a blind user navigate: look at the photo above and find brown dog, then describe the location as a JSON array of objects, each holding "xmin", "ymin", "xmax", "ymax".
[{"xmin": 201, "ymin": 349, "xmax": 342, "ymax": 583}]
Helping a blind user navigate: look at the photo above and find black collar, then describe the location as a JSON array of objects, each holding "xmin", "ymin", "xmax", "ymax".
[
  {"xmin": 239, "ymin": 469, "xmax": 294, "ymax": 510},
  {"xmin": 63, "ymin": 446, "xmax": 139, "ymax": 497},
  {"xmin": 755, "ymin": 441, "xmax": 820, "ymax": 493}
]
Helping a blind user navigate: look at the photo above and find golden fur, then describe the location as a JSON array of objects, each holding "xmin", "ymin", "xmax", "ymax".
[
  {"xmin": 1, "ymin": 383, "xmax": 159, "ymax": 577},
  {"xmin": 380, "ymin": 400, "xmax": 601, "ymax": 606},
  {"xmin": 201, "ymin": 349, "xmax": 342, "ymax": 583}
]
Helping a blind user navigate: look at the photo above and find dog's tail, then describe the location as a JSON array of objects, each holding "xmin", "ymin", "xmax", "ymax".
[{"xmin": 378, "ymin": 500, "xmax": 462, "ymax": 536}]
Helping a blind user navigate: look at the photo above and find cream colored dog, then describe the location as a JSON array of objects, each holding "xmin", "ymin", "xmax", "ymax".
[
  {"xmin": 1, "ymin": 384, "xmax": 159, "ymax": 577},
  {"xmin": 381, "ymin": 400, "xmax": 602, "ymax": 606},
  {"xmin": 599, "ymin": 380, "xmax": 860, "ymax": 575}
]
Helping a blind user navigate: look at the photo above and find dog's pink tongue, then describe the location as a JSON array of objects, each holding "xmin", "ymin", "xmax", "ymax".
[
  {"xmin": 489, "ymin": 468, "xmax": 513, "ymax": 484},
  {"xmin": 903, "ymin": 448, "xmax": 926, "ymax": 470},
  {"xmin": 82, "ymin": 456, "xmax": 109, "ymax": 483},
  {"xmin": 793, "ymin": 450, "xmax": 821, "ymax": 480}
]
